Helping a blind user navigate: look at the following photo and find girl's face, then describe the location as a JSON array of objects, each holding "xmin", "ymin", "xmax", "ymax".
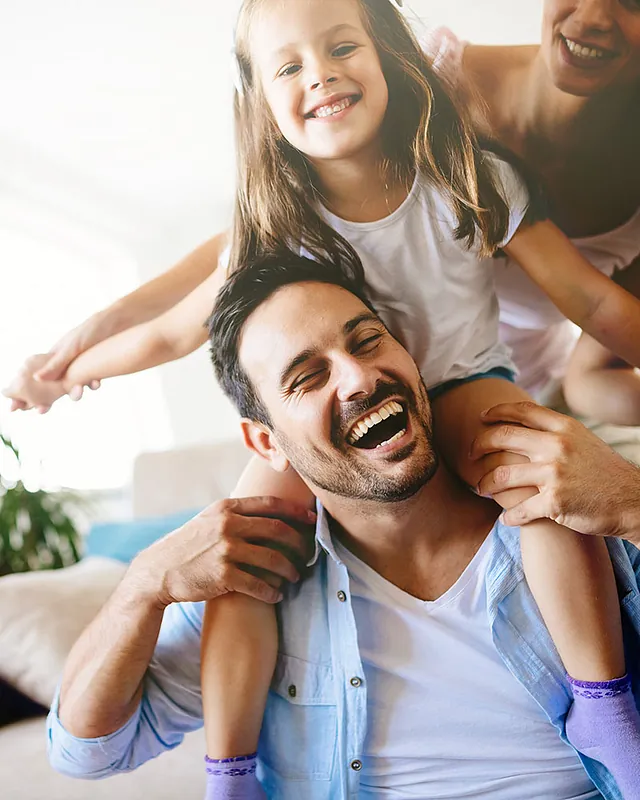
[
  {"xmin": 542, "ymin": 0, "xmax": 640, "ymax": 95},
  {"xmin": 250, "ymin": 0, "xmax": 389, "ymax": 164}
]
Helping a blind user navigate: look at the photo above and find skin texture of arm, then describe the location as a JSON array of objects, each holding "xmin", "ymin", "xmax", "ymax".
[
  {"xmin": 504, "ymin": 221, "xmax": 640, "ymax": 368},
  {"xmin": 35, "ymin": 231, "xmax": 228, "ymax": 384},
  {"xmin": 563, "ymin": 257, "xmax": 640, "ymax": 425},
  {"xmin": 3, "ymin": 266, "xmax": 227, "ymax": 412}
]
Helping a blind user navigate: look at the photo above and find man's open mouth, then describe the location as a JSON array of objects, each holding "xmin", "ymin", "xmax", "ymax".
[{"xmin": 347, "ymin": 400, "xmax": 408, "ymax": 450}]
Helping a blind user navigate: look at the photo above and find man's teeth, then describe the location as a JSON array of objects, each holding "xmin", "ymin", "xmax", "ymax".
[
  {"xmin": 376, "ymin": 429, "xmax": 407, "ymax": 449},
  {"xmin": 314, "ymin": 97, "xmax": 353, "ymax": 118},
  {"xmin": 348, "ymin": 401, "xmax": 403, "ymax": 445},
  {"xmin": 564, "ymin": 37, "xmax": 607, "ymax": 60}
]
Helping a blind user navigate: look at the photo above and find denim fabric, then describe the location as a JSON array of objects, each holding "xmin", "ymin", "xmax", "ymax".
[{"xmin": 49, "ymin": 508, "xmax": 637, "ymax": 799}]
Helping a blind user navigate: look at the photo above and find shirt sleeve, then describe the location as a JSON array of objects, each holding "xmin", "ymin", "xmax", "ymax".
[
  {"xmin": 47, "ymin": 601, "xmax": 205, "ymax": 779},
  {"xmin": 484, "ymin": 153, "xmax": 531, "ymax": 248}
]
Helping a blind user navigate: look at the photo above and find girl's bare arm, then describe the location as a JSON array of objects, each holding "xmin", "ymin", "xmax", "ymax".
[
  {"xmin": 504, "ymin": 220, "xmax": 640, "ymax": 368},
  {"xmin": 563, "ymin": 257, "xmax": 640, "ymax": 425}
]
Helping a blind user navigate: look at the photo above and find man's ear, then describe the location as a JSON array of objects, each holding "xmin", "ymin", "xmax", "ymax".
[{"xmin": 240, "ymin": 419, "xmax": 291, "ymax": 473}]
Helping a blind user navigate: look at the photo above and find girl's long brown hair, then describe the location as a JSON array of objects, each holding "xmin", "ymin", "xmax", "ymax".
[{"xmin": 229, "ymin": 0, "xmax": 513, "ymax": 277}]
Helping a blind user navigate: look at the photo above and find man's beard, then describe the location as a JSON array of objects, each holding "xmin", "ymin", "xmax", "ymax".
[{"xmin": 274, "ymin": 377, "xmax": 439, "ymax": 503}]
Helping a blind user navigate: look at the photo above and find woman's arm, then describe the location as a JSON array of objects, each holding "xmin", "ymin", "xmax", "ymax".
[
  {"xmin": 34, "ymin": 231, "xmax": 229, "ymax": 383},
  {"xmin": 4, "ymin": 267, "xmax": 226, "ymax": 412},
  {"xmin": 563, "ymin": 257, "xmax": 640, "ymax": 425},
  {"xmin": 504, "ymin": 220, "xmax": 640, "ymax": 368}
]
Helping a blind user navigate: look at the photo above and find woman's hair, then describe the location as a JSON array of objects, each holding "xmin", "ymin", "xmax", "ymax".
[{"xmin": 229, "ymin": 0, "xmax": 513, "ymax": 274}]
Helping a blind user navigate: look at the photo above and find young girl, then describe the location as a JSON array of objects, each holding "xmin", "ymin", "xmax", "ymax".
[{"xmin": 6, "ymin": 0, "xmax": 640, "ymax": 797}]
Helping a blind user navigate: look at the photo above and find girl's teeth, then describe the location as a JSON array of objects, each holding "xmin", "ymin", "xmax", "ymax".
[
  {"xmin": 315, "ymin": 98, "xmax": 352, "ymax": 118},
  {"xmin": 564, "ymin": 37, "xmax": 606, "ymax": 60}
]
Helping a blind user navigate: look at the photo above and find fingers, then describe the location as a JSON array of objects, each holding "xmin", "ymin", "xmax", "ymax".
[
  {"xmin": 36, "ymin": 405, "xmax": 51, "ymax": 415},
  {"xmin": 9, "ymin": 398, "xmax": 28, "ymax": 412},
  {"xmin": 480, "ymin": 402, "xmax": 571, "ymax": 434},
  {"xmin": 470, "ymin": 424, "xmax": 556, "ymax": 461},
  {"xmin": 478, "ymin": 462, "xmax": 551, "ymax": 496},
  {"xmin": 89, "ymin": 380, "xmax": 101, "ymax": 391},
  {"xmin": 501, "ymin": 495, "xmax": 549, "ymax": 528},
  {"xmin": 227, "ymin": 570, "xmax": 283, "ymax": 604},
  {"xmin": 68, "ymin": 385, "xmax": 84, "ymax": 402},
  {"xmin": 235, "ymin": 515, "xmax": 312, "ymax": 560},
  {"xmin": 220, "ymin": 496, "xmax": 316, "ymax": 526},
  {"xmin": 34, "ymin": 351, "xmax": 74, "ymax": 382},
  {"xmin": 233, "ymin": 541, "xmax": 301, "ymax": 584}
]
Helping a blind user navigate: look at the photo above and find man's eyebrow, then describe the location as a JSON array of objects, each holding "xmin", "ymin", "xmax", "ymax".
[
  {"xmin": 279, "ymin": 347, "xmax": 319, "ymax": 389},
  {"xmin": 344, "ymin": 312, "xmax": 382, "ymax": 334},
  {"xmin": 274, "ymin": 24, "xmax": 362, "ymax": 58}
]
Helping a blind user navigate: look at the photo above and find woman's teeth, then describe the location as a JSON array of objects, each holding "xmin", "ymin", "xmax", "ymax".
[
  {"xmin": 314, "ymin": 97, "xmax": 354, "ymax": 118},
  {"xmin": 564, "ymin": 37, "xmax": 608, "ymax": 60}
]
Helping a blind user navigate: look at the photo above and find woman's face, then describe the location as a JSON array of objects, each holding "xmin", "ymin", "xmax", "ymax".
[{"xmin": 542, "ymin": 0, "xmax": 640, "ymax": 95}]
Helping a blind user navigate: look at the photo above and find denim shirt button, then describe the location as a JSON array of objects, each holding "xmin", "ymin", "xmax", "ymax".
[
  {"xmin": 337, "ymin": 590, "xmax": 347, "ymax": 602},
  {"xmin": 351, "ymin": 759, "xmax": 363, "ymax": 772},
  {"xmin": 350, "ymin": 676, "xmax": 363, "ymax": 688},
  {"xmin": 288, "ymin": 684, "xmax": 297, "ymax": 698}
]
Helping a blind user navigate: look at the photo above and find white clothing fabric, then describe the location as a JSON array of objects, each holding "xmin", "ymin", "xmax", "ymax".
[
  {"xmin": 495, "ymin": 210, "xmax": 640, "ymax": 395},
  {"xmin": 427, "ymin": 26, "xmax": 640, "ymax": 396},
  {"xmin": 335, "ymin": 534, "xmax": 600, "ymax": 800},
  {"xmin": 322, "ymin": 157, "xmax": 528, "ymax": 389}
]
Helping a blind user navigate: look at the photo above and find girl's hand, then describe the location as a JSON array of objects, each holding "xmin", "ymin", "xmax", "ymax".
[
  {"xmin": 2, "ymin": 355, "xmax": 100, "ymax": 413},
  {"xmin": 34, "ymin": 310, "xmax": 114, "ymax": 383}
]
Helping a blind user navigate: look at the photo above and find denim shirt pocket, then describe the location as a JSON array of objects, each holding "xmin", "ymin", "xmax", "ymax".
[{"xmin": 259, "ymin": 653, "xmax": 337, "ymax": 781}]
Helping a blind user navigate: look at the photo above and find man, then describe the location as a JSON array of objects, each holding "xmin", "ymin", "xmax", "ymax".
[{"xmin": 49, "ymin": 254, "xmax": 640, "ymax": 799}]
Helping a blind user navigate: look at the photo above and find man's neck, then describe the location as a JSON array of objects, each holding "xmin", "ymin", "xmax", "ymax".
[{"xmin": 319, "ymin": 466, "xmax": 500, "ymax": 602}]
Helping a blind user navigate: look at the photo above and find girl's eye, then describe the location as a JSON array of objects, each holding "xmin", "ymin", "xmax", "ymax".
[
  {"xmin": 279, "ymin": 64, "xmax": 302, "ymax": 78},
  {"xmin": 333, "ymin": 44, "xmax": 358, "ymax": 58}
]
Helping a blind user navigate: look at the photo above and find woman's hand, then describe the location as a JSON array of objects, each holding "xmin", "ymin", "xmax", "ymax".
[{"xmin": 34, "ymin": 311, "xmax": 115, "ymax": 383}]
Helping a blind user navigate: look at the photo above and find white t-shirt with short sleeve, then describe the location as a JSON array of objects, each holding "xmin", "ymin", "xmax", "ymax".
[{"xmin": 321, "ymin": 155, "xmax": 528, "ymax": 389}]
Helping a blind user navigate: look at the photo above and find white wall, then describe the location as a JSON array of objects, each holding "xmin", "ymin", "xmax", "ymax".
[{"xmin": 1, "ymin": 1, "xmax": 545, "ymax": 479}]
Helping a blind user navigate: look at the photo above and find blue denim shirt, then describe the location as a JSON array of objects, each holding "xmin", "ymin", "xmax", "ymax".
[{"xmin": 48, "ymin": 510, "xmax": 640, "ymax": 799}]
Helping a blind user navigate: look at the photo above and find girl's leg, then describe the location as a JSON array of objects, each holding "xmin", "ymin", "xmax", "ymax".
[
  {"xmin": 432, "ymin": 379, "xmax": 640, "ymax": 795},
  {"xmin": 201, "ymin": 594, "xmax": 275, "ymax": 800},
  {"xmin": 200, "ymin": 457, "xmax": 314, "ymax": 799}
]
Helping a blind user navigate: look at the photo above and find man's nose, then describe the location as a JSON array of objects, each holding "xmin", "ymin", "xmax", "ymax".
[
  {"xmin": 335, "ymin": 356, "xmax": 382, "ymax": 403},
  {"xmin": 571, "ymin": 0, "xmax": 616, "ymax": 35}
]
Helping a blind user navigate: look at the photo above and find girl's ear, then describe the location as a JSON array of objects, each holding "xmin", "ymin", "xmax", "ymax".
[{"xmin": 240, "ymin": 419, "xmax": 291, "ymax": 473}]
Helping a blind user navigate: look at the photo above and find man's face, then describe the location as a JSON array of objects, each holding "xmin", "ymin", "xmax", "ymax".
[{"xmin": 238, "ymin": 282, "xmax": 438, "ymax": 502}]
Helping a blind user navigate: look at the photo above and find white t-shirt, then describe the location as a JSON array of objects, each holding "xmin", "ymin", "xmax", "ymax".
[
  {"xmin": 321, "ymin": 158, "xmax": 527, "ymax": 389},
  {"xmin": 427, "ymin": 26, "xmax": 640, "ymax": 397},
  {"xmin": 335, "ymin": 533, "xmax": 600, "ymax": 799}
]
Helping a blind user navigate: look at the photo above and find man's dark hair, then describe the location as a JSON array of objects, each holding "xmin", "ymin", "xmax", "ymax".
[{"xmin": 208, "ymin": 252, "xmax": 375, "ymax": 425}]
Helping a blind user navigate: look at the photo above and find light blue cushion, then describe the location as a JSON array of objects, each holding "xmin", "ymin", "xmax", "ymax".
[{"xmin": 85, "ymin": 509, "xmax": 201, "ymax": 563}]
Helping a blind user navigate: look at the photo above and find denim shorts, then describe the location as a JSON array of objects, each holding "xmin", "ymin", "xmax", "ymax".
[{"xmin": 427, "ymin": 366, "xmax": 516, "ymax": 402}]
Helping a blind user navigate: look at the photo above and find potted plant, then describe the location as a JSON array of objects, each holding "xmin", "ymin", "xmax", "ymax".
[{"xmin": 0, "ymin": 433, "xmax": 82, "ymax": 577}]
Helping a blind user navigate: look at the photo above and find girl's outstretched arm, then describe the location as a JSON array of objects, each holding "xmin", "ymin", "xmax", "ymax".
[
  {"xmin": 504, "ymin": 220, "xmax": 640, "ymax": 367},
  {"xmin": 21, "ymin": 231, "xmax": 228, "ymax": 389},
  {"xmin": 3, "ymin": 266, "xmax": 226, "ymax": 413}
]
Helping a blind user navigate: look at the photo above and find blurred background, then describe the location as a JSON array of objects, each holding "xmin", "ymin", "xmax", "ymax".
[{"xmin": 0, "ymin": 0, "xmax": 543, "ymax": 495}]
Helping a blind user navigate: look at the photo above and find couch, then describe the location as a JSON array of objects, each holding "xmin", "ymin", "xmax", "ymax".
[{"xmin": 0, "ymin": 439, "xmax": 249, "ymax": 800}]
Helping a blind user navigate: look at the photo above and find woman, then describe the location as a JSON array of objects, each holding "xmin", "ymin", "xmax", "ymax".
[{"xmin": 6, "ymin": 0, "xmax": 640, "ymax": 428}]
